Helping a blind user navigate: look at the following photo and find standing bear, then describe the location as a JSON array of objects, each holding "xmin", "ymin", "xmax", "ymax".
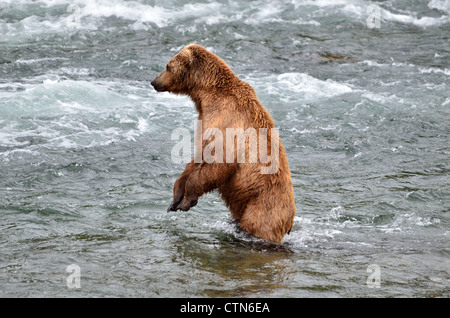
[{"xmin": 151, "ymin": 44, "xmax": 296, "ymax": 243}]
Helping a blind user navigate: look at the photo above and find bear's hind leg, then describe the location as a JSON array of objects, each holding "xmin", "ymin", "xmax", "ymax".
[{"xmin": 239, "ymin": 201, "xmax": 291, "ymax": 244}]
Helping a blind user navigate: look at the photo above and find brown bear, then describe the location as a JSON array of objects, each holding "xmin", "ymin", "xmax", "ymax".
[{"xmin": 151, "ymin": 44, "xmax": 296, "ymax": 243}]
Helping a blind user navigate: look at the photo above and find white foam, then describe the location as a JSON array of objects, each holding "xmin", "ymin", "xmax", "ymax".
[
  {"xmin": 268, "ymin": 73, "xmax": 353, "ymax": 101},
  {"xmin": 358, "ymin": 60, "xmax": 388, "ymax": 68},
  {"xmin": 0, "ymin": 0, "xmax": 172, "ymax": 34},
  {"xmin": 136, "ymin": 117, "xmax": 148, "ymax": 133},
  {"xmin": 0, "ymin": 148, "xmax": 39, "ymax": 161},
  {"xmin": 428, "ymin": 0, "xmax": 450, "ymax": 14},
  {"xmin": 0, "ymin": 76, "xmax": 158, "ymax": 152},
  {"xmin": 377, "ymin": 213, "xmax": 441, "ymax": 233},
  {"xmin": 244, "ymin": 2, "xmax": 284, "ymax": 24},
  {"xmin": 297, "ymin": 0, "xmax": 357, "ymax": 7},
  {"xmin": 77, "ymin": 0, "xmax": 173, "ymax": 28},
  {"xmin": 284, "ymin": 215, "xmax": 346, "ymax": 248},
  {"xmin": 361, "ymin": 92, "xmax": 405, "ymax": 105},
  {"xmin": 14, "ymin": 57, "xmax": 68, "ymax": 65},
  {"xmin": 3, "ymin": 0, "xmax": 448, "ymax": 40},
  {"xmin": 296, "ymin": 0, "xmax": 450, "ymax": 27},
  {"xmin": 419, "ymin": 67, "xmax": 450, "ymax": 76},
  {"xmin": 381, "ymin": 8, "xmax": 450, "ymax": 27},
  {"xmin": 53, "ymin": 0, "xmax": 224, "ymax": 28}
]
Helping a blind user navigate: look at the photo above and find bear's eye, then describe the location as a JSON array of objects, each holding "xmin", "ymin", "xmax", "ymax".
[{"xmin": 166, "ymin": 64, "xmax": 171, "ymax": 72}]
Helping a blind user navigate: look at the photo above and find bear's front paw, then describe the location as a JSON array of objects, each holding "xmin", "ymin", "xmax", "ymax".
[
  {"xmin": 167, "ymin": 196, "xmax": 183, "ymax": 212},
  {"xmin": 177, "ymin": 196, "xmax": 198, "ymax": 212},
  {"xmin": 167, "ymin": 195, "xmax": 198, "ymax": 212}
]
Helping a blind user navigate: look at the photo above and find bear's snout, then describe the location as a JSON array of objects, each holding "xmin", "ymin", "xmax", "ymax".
[
  {"xmin": 151, "ymin": 71, "xmax": 172, "ymax": 92},
  {"xmin": 151, "ymin": 77, "xmax": 164, "ymax": 92}
]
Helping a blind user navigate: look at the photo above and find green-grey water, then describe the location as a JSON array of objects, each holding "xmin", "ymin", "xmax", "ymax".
[{"xmin": 0, "ymin": 0, "xmax": 449, "ymax": 297}]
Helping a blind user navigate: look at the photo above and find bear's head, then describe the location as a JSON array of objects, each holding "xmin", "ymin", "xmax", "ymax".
[{"xmin": 151, "ymin": 44, "xmax": 232, "ymax": 95}]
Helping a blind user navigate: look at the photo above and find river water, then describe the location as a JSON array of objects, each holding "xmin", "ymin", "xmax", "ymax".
[{"xmin": 0, "ymin": 0, "xmax": 449, "ymax": 297}]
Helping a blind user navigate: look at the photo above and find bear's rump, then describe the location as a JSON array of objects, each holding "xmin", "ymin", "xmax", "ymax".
[{"xmin": 218, "ymin": 166, "xmax": 287, "ymax": 218}]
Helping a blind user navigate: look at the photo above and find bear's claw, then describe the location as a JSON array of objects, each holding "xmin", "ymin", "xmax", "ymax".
[
  {"xmin": 167, "ymin": 197, "xmax": 198, "ymax": 212},
  {"xmin": 167, "ymin": 197, "xmax": 183, "ymax": 212}
]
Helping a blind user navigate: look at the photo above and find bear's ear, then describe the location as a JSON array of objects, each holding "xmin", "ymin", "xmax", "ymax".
[{"xmin": 179, "ymin": 46, "xmax": 195, "ymax": 65}]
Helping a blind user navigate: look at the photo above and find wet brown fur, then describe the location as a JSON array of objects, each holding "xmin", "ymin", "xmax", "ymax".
[{"xmin": 151, "ymin": 44, "xmax": 296, "ymax": 243}]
